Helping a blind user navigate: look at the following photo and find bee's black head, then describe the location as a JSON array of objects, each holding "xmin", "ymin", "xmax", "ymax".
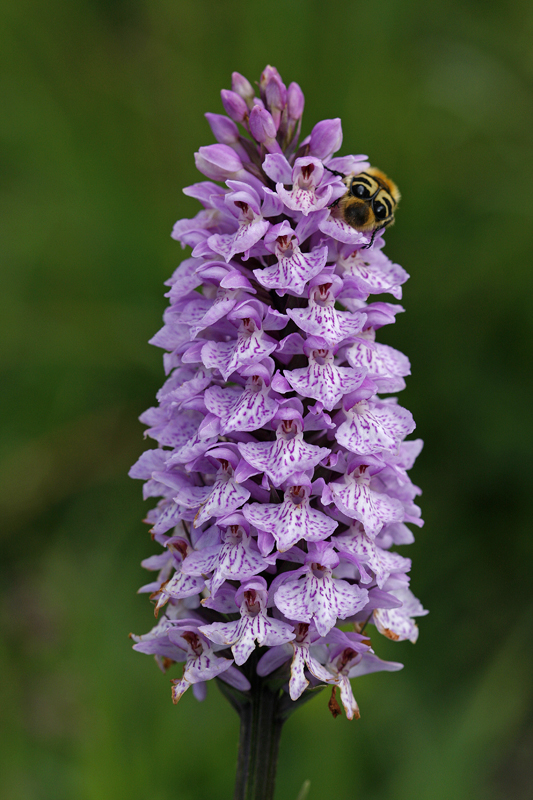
[{"xmin": 343, "ymin": 199, "xmax": 372, "ymax": 228}]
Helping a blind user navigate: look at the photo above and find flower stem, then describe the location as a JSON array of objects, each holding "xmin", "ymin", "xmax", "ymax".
[{"xmin": 233, "ymin": 659, "xmax": 285, "ymax": 800}]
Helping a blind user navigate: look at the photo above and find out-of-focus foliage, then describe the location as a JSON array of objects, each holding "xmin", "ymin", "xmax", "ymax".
[{"xmin": 1, "ymin": 1, "xmax": 533, "ymax": 798}]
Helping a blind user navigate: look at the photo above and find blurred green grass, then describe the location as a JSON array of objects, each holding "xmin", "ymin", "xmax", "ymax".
[{"xmin": 1, "ymin": 1, "xmax": 533, "ymax": 798}]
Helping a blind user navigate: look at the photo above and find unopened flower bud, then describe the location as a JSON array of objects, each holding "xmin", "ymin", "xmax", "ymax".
[
  {"xmin": 287, "ymin": 82, "xmax": 305, "ymax": 122},
  {"xmin": 231, "ymin": 71, "xmax": 255, "ymax": 109},
  {"xmin": 221, "ymin": 90, "xmax": 249, "ymax": 123},
  {"xmin": 249, "ymin": 106, "xmax": 283, "ymax": 154},
  {"xmin": 205, "ymin": 113, "xmax": 239, "ymax": 144},
  {"xmin": 279, "ymin": 81, "xmax": 305, "ymax": 148},
  {"xmin": 259, "ymin": 65, "xmax": 285, "ymax": 99},
  {"xmin": 194, "ymin": 143, "xmax": 243, "ymax": 180},
  {"xmin": 205, "ymin": 114, "xmax": 250, "ymax": 162},
  {"xmin": 261, "ymin": 69, "xmax": 287, "ymax": 131},
  {"xmin": 309, "ymin": 118, "xmax": 343, "ymax": 160}
]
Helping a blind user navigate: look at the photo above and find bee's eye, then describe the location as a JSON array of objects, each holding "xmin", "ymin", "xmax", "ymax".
[
  {"xmin": 352, "ymin": 182, "xmax": 370, "ymax": 199},
  {"xmin": 373, "ymin": 202, "xmax": 388, "ymax": 220}
]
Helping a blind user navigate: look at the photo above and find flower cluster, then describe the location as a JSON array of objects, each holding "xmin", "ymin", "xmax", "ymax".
[{"xmin": 130, "ymin": 66, "xmax": 427, "ymax": 719}]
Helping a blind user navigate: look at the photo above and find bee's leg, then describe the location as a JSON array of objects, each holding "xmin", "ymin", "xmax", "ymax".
[
  {"xmin": 325, "ymin": 166, "xmax": 347, "ymax": 208},
  {"xmin": 323, "ymin": 166, "xmax": 345, "ymax": 178},
  {"xmin": 326, "ymin": 166, "xmax": 348, "ymax": 208},
  {"xmin": 362, "ymin": 227, "xmax": 379, "ymax": 250}
]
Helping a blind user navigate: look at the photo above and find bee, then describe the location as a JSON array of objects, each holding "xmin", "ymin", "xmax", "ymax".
[{"xmin": 327, "ymin": 166, "xmax": 400, "ymax": 248}]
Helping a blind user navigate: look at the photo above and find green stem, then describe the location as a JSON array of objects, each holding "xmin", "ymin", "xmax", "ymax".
[
  {"xmin": 217, "ymin": 656, "xmax": 323, "ymax": 798},
  {"xmin": 232, "ymin": 664, "xmax": 285, "ymax": 800}
]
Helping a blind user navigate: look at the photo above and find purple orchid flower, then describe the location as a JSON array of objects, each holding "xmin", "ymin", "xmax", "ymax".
[
  {"xmin": 263, "ymin": 154, "xmax": 343, "ymax": 216},
  {"xmin": 317, "ymin": 628, "xmax": 403, "ymax": 719},
  {"xmin": 254, "ymin": 219, "xmax": 329, "ymax": 296},
  {"xmin": 286, "ymin": 272, "xmax": 368, "ymax": 346},
  {"xmin": 237, "ymin": 406, "xmax": 330, "ymax": 486},
  {"xmin": 271, "ymin": 541, "xmax": 369, "ymax": 636},
  {"xmin": 243, "ymin": 479, "xmax": 338, "ymax": 554},
  {"xmin": 181, "ymin": 513, "xmax": 269, "ymax": 595},
  {"xmin": 199, "ymin": 577, "xmax": 295, "ymax": 665},
  {"xmin": 130, "ymin": 68, "xmax": 425, "ymax": 743},
  {"xmin": 284, "ymin": 336, "xmax": 367, "ymax": 411},
  {"xmin": 373, "ymin": 585, "xmax": 428, "ymax": 642}
]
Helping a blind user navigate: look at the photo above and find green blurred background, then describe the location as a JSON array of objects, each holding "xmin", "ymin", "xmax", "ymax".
[{"xmin": 1, "ymin": 0, "xmax": 533, "ymax": 798}]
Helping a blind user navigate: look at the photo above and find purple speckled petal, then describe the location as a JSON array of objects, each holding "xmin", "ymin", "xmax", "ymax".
[
  {"xmin": 243, "ymin": 493, "xmax": 338, "ymax": 552},
  {"xmin": 209, "ymin": 539, "xmax": 268, "ymax": 593},
  {"xmin": 373, "ymin": 587, "xmax": 427, "ymax": 643},
  {"xmin": 336, "ymin": 400, "xmax": 415, "ymax": 455},
  {"xmin": 171, "ymin": 648, "xmax": 234, "ymax": 703},
  {"xmin": 274, "ymin": 566, "xmax": 368, "ymax": 636},
  {"xmin": 238, "ymin": 436, "xmax": 330, "ymax": 485},
  {"xmin": 157, "ymin": 367, "xmax": 213, "ymax": 406},
  {"xmin": 337, "ymin": 247, "xmax": 409, "ymax": 300},
  {"xmin": 198, "ymin": 617, "xmax": 241, "ymax": 644},
  {"xmin": 183, "ymin": 536, "xmax": 267, "ymax": 595},
  {"xmin": 288, "ymin": 644, "xmax": 309, "ymax": 699},
  {"xmin": 189, "ymin": 292, "xmax": 240, "ymax": 337},
  {"xmin": 193, "ymin": 478, "xmax": 251, "ymax": 528},
  {"xmin": 167, "ymin": 432, "xmax": 218, "ymax": 466},
  {"xmin": 333, "ymin": 528, "xmax": 411, "ymax": 588},
  {"xmin": 287, "ymin": 303, "xmax": 366, "ymax": 347},
  {"xmin": 287, "ymin": 623, "xmax": 335, "ymax": 699},
  {"xmin": 235, "ymin": 619, "xmax": 268, "ymax": 665},
  {"xmin": 345, "ymin": 336, "xmax": 410, "ymax": 393},
  {"xmin": 275, "ymin": 157, "xmax": 332, "ymax": 216},
  {"xmin": 203, "ymin": 384, "xmax": 242, "ymax": 416},
  {"xmin": 163, "ymin": 570, "xmax": 206, "ymax": 600},
  {"xmin": 175, "ymin": 475, "xmax": 250, "ymax": 528},
  {"xmin": 180, "ymin": 545, "xmax": 220, "ymax": 576},
  {"xmin": 261, "ymin": 615, "xmax": 298, "ymax": 648},
  {"xmin": 276, "ymin": 182, "xmax": 332, "ymax": 215},
  {"xmin": 174, "ymin": 483, "xmax": 212, "ymax": 510},
  {"xmin": 201, "ymin": 330, "xmax": 278, "ymax": 381},
  {"xmin": 338, "ymin": 677, "xmax": 360, "ymax": 720},
  {"xmin": 254, "ymin": 244, "xmax": 328, "ymax": 296},
  {"xmin": 204, "ymin": 382, "xmax": 279, "ymax": 433},
  {"xmin": 304, "ymin": 652, "xmax": 341, "ymax": 688},
  {"xmin": 284, "ymin": 354, "xmax": 365, "ymax": 411},
  {"xmin": 208, "ymin": 217, "xmax": 270, "ymax": 263},
  {"xmin": 329, "ymin": 469, "xmax": 404, "ymax": 538},
  {"xmin": 200, "ymin": 611, "xmax": 294, "ymax": 665}
]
